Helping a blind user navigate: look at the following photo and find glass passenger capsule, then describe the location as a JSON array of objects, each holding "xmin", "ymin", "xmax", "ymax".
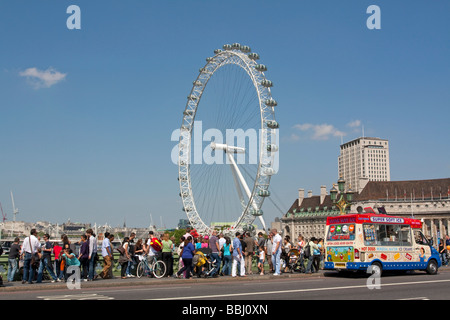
[
  {"xmin": 264, "ymin": 168, "xmax": 276, "ymax": 176},
  {"xmin": 267, "ymin": 144, "xmax": 278, "ymax": 152},
  {"xmin": 240, "ymin": 45, "xmax": 251, "ymax": 53},
  {"xmin": 250, "ymin": 208, "xmax": 263, "ymax": 216},
  {"xmin": 265, "ymin": 98, "xmax": 277, "ymax": 107},
  {"xmin": 265, "ymin": 120, "xmax": 279, "ymax": 129},
  {"xmin": 248, "ymin": 52, "xmax": 260, "ymax": 60},
  {"xmin": 223, "ymin": 44, "xmax": 232, "ymax": 50},
  {"xmin": 231, "ymin": 43, "xmax": 241, "ymax": 50},
  {"xmin": 260, "ymin": 79, "xmax": 273, "ymax": 87},
  {"xmin": 255, "ymin": 64, "xmax": 267, "ymax": 72}
]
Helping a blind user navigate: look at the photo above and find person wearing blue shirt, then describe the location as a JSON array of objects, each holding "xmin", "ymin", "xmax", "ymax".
[
  {"xmin": 232, "ymin": 232, "xmax": 246, "ymax": 277},
  {"xmin": 176, "ymin": 236, "xmax": 195, "ymax": 279},
  {"xmin": 99, "ymin": 233, "xmax": 114, "ymax": 279}
]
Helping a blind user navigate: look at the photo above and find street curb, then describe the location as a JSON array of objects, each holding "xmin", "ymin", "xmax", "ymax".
[
  {"xmin": 0, "ymin": 271, "xmax": 323, "ymax": 292},
  {"xmin": 2, "ymin": 267, "xmax": 449, "ymax": 293}
]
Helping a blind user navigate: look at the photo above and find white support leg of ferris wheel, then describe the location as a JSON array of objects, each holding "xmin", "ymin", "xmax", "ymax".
[
  {"xmin": 230, "ymin": 162, "xmax": 247, "ymax": 210},
  {"xmin": 211, "ymin": 143, "xmax": 267, "ymax": 232}
]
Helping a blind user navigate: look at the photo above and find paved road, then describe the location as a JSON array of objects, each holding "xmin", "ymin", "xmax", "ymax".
[{"xmin": 2, "ymin": 268, "xmax": 450, "ymax": 301}]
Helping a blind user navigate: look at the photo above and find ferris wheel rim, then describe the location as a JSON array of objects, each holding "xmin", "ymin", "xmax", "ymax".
[{"xmin": 178, "ymin": 44, "xmax": 278, "ymax": 235}]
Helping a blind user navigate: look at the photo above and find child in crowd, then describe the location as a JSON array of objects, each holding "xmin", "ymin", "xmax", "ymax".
[{"xmin": 258, "ymin": 246, "xmax": 265, "ymax": 275}]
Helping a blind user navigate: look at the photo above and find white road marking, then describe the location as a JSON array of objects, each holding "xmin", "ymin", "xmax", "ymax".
[
  {"xmin": 37, "ymin": 293, "xmax": 114, "ymax": 300},
  {"xmin": 150, "ymin": 279, "xmax": 450, "ymax": 300},
  {"xmin": 89, "ymin": 286, "xmax": 192, "ymax": 294}
]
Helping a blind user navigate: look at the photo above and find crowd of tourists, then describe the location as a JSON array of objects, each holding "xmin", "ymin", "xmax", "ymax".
[{"xmin": 0, "ymin": 226, "xmax": 329, "ymax": 285}]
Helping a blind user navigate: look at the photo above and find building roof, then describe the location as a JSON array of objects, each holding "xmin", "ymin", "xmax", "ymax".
[
  {"xmin": 355, "ymin": 178, "xmax": 450, "ymax": 201},
  {"xmin": 286, "ymin": 194, "xmax": 337, "ymax": 216},
  {"xmin": 340, "ymin": 136, "xmax": 388, "ymax": 148},
  {"xmin": 285, "ymin": 177, "xmax": 450, "ymax": 218}
]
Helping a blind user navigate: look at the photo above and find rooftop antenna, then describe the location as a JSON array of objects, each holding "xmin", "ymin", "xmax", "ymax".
[
  {"xmin": 10, "ymin": 191, "xmax": 19, "ymax": 237},
  {"xmin": 150, "ymin": 213, "xmax": 155, "ymax": 231},
  {"xmin": 160, "ymin": 216, "xmax": 166, "ymax": 230},
  {"xmin": 362, "ymin": 124, "xmax": 365, "ymax": 138}
]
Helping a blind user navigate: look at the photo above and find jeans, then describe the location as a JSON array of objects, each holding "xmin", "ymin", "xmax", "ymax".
[
  {"xmin": 80, "ymin": 257, "xmax": 89, "ymax": 279},
  {"xmin": 55, "ymin": 259, "xmax": 65, "ymax": 280},
  {"xmin": 271, "ymin": 249, "xmax": 281, "ymax": 275},
  {"xmin": 7, "ymin": 258, "xmax": 18, "ymax": 282},
  {"xmin": 88, "ymin": 252, "xmax": 97, "ymax": 280},
  {"xmin": 306, "ymin": 255, "xmax": 320, "ymax": 273},
  {"xmin": 120, "ymin": 261, "xmax": 128, "ymax": 278},
  {"xmin": 222, "ymin": 255, "xmax": 231, "ymax": 275},
  {"xmin": 441, "ymin": 253, "xmax": 448, "ymax": 266},
  {"xmin": 37, "ymin": 256, "xmax": 57, "ymax": 282},
  {"xmin": 126, "ymin": 259, "xmax": 135, "ymax": 276},
  {"xmin": 210, "ymin": 253, "xmax": 221, "ymax": 276},
  {"xmin": 22, "ymin": 252, "xmax": 35, "ymax": 283}
]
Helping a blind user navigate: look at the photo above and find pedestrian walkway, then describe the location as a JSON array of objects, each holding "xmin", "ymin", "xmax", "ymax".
[{"xmin": 0, "ymin": 270, "xmax": 324, "ymax": 292}]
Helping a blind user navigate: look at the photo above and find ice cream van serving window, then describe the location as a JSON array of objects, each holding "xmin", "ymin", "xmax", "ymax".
[
  {"xmin": 326, "ymin": 224, "xmax": 356, "ymax": 241},
  {"xmin": 363, "ymin": 224, "xmax": 412, "ymax": 246}
]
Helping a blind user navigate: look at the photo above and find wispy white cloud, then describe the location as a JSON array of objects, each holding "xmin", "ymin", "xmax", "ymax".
[
  {"xmin": 282, "ymin": 133, "xmax": 301, "ymax": 143},
  {"xmin": 293, "ymin": 123, "xmax": 346, "ymax": 141},
  {"xmin": 19, "ymin": 67, "xmax": 67, "ymax": 89},
  {"xmin": 347, "ymin": 120, "xmax": 361, "ymax": 128}
]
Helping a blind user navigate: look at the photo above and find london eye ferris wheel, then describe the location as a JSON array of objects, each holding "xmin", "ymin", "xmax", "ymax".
[{"xmin": 178, "ymin": 43, "xmax": 279, "ymax": 236}]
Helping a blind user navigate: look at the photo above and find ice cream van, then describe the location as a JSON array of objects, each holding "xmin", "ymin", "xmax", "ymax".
[{"xmin": 324, "ymin": 209, "xmax": 441, "ymax": 275}]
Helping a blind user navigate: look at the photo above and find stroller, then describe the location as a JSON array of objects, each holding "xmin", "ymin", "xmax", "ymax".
[
  {"xmin": 286, "ymin": 249, "xmax": 304, "ymax": 273},
  {"xmin": 193, "ymin": 248, "xmax": 218, "ymax": 278}
]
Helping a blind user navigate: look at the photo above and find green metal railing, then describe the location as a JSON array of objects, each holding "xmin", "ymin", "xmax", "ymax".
[{"xmin": 1, "ymin": 253, "xmax": 269, "ymax": 280}]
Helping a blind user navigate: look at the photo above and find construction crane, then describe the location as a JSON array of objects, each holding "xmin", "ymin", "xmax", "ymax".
[
  {"xmin": 10, "ymin": 191, "xmax": 19, "ymax": 237},
  {"xmin": 0, "ymin": 202, "xmax": 6, "ymax": 222}
]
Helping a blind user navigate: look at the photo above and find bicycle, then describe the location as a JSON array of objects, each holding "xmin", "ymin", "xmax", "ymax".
[{"xmin": 136, "ymin": 255, "xmax": 166, "ymax": 279}]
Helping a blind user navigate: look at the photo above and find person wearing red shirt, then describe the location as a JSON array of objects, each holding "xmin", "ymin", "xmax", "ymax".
[{"xmin": 53, "ymin": 243, "xmax": 63, "ymax": 280}]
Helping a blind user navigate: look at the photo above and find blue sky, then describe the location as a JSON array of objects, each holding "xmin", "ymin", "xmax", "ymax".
[{"xmin": 0, "ymin": 1, "xmax": 449, "ymax": 229}]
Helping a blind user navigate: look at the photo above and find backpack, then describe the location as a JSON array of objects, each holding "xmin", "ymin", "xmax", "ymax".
[
  {"xmin": 303, "ymin": 242, "xmax": 311, "ymax": 258},
  {"xmin": 150, "ymin": 237, "xmax": 162, "ymax": 251},
  {"xmin": 193, "ymin": 252, "xmax": 207, "ymax": 267},
  {"xmin": 190, "ymin": 229, "xmax": 200, "ymax": 239}
]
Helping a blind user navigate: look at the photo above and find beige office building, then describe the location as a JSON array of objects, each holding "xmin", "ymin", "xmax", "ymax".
[{"xmin": 338, "ymin": 137, "xmax": 390, "ymax": 193}]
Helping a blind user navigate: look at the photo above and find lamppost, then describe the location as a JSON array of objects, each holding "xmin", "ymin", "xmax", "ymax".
[{"xmin": 330, "ymin": 177, "xmax": 354, "ymax": 215}]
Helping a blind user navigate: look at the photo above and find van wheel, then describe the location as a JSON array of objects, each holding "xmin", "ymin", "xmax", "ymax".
[
  {"xmin": 369, "ymin": 262, "xmax": 382, "ymax": 277},
  {"xmin": 426, "ymin": 260, "xmax": 438, "ymax": 275}
]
